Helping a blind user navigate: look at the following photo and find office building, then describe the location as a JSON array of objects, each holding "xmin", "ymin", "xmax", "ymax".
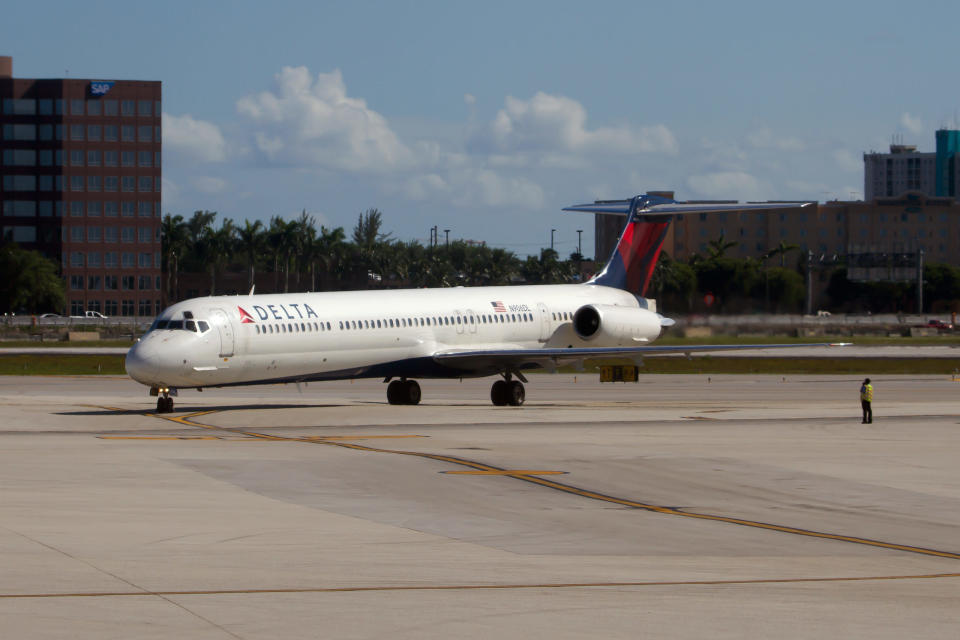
[
  {"xmin": 0, "ymin": 55, "xmax": 162, "ymax": 316},
  {"xmin": 864, "ymin": 130, "xmax": 960, "ymax": 200}
]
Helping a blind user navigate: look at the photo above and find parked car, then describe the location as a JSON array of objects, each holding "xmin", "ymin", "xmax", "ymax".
[
  {"xmin": 69, "ymin": 311, "xmax": 108, "ymax": 319},
  {"xmin": 40, "ymin": 313, "xmax": 61, "ymax": 318},
  {"xmin": 927, "ymin": 319, "xmax": 953, "ymax": 330}
]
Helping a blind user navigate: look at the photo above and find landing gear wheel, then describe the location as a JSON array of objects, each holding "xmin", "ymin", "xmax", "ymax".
[
  {"xmin": 507, "ymin": 380, "xmax": 525, "ymax": 406},
  {"xmin": 387, "ymin": 380, "xmax": 421, "ymax": 405},
  {"xmin": 491, "ymin": 380, "xmax": 509, "ymax": 406},
  {"xmin": 387, "ymin": 380, "xmax": 403, "ymax": 405},
  {"xmin": 156, "ymin": 396, "xmax": 173, "ymax": 413},
  {"xmin": 403, "ymin": 380, "xmax": 421, "ymax": 405}
]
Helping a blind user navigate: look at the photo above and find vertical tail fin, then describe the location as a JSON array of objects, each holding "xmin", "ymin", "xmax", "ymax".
[
  {"xmin": 564, "ymin": 194, "xmax": 675, "ymax": 296},
  {"xmin": 563, "ymin": 194, "xmax": 813, "ymax": 296}
]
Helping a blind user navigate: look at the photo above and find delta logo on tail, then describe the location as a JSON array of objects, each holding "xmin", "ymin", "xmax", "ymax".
[{"xmin": 237, "ymin": 306, "xmax": 257, "ymax": 324}]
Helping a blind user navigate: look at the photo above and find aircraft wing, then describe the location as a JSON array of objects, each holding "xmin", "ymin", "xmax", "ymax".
[
  {"xmin": 433, "ymin": 342, "xmax": 851, "ymax": 372},
  {"xmin": 563, "ymin": 201, "xmax": 813, "ymax": 217}
]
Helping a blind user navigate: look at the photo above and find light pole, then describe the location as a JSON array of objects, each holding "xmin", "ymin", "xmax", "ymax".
[
  {"xmin": 550, "ymin": 228, "xmax": 556, "ymax": 251},
  {"xmin": 444, "ymin": 229, "xmax": 450, "ymax": 247},
  {"xmin": 576, "ymin": 229, "xmax": 583, "ymax": 257}
]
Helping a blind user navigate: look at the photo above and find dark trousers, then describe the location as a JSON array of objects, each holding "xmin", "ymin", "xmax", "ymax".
[{"xmin": 861, "ymin": 400, "xmax": 872, "ymax": 423}]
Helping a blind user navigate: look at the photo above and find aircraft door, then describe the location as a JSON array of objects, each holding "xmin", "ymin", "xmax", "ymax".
[
  {"xmin": 209, "ymin": 308, "xmax": 236, "ymax": 357},
  {"xmin": 454, "ymin": 310, "xmax": 465, "ymax": 334},
  {"xmin": 537, "ymin": 302, "xmax": 550, "ymax": 342}
]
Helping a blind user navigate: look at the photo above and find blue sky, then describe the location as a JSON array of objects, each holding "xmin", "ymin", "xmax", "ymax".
[{"xmin": 4, "ymin": 0, "xmax": 959, "ymax": 257}]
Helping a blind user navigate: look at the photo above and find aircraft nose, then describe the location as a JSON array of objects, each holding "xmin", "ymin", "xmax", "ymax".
[{"xmin": 125, "ymin": 340, "xmax": 160, "ymax": 384}]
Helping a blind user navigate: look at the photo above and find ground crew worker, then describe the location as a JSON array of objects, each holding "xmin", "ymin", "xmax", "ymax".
[{"xmin": 860, "ymin": 378, "xmax": 873, "ymax": 424}]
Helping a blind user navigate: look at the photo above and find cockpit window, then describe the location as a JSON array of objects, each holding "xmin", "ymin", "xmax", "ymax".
[
  {"xmin": 185, "ymin": 320, "xmax": 197, "ymax": 332},
  {"xmin": 155, "ymin": 320, "xmax": 169, "ymax": 329},
  {"xmin": 166, "ymin": 320, "xmax": 184, "ymax": 330},
  {"xmin": 198, "ymin": 321, "xmax": 210, "ymax": 333}
]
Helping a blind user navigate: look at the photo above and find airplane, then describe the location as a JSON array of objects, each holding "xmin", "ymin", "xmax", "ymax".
[{"xmin": 126, "ymin": 193, "xmax": 846, "ymax": 413}]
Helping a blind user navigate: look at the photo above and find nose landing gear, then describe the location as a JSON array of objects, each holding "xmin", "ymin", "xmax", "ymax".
[
  {"xmin": 386, "ymin": 379, "xmax": 421, "ymax": 405},
  {"xmin": 153, "ymin": 387, "xmax": 175, "ymax": 413}
]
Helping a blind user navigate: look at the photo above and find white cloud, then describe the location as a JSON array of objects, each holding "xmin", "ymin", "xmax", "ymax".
[
  {"xmin": 403, "ymin": 168, "xmax": 544, "ymax": 210},
  {"xmin": 236, "ymin": 66, "xmax": 412, "ymax": 172},
  {"xmin": 746, "ymin": 126, "xmax": 805, "ymax": 151},
  {"xmin": 191, "ymin": 176, "xmax": 228, "ymax": 194},
  {"xmin": 478, "ymin": 92, "xmax": 677, "ymax": 155},
  {"xmin": 162, "ymin": 113, "xmax": 227, "ymax": 163},
  {"xmin": 900, "ymin": 112, "xmax": 923, "ymax": 135},
  {"xmin": 832, "ymin": 149, "xmax": 862, "ymax": 173},
  {"xmin": 685, "ymin": 171, "xmax": 766, "ymax": 200},
  {"xmin": 463, "ymin": 93, "xmax": 476, "ymax": 106}
]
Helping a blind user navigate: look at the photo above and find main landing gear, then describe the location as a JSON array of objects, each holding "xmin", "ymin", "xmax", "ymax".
[
  {"xmin": 490, "ymin": 374, "xmax": 525, "ymax": 406},
  {"xmin": 386, "ymin": 379, "xmax": 422, "ymax": 405}
]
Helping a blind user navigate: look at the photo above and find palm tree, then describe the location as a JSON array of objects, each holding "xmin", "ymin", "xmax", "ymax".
[
  {"xmin": 762, "ymin": 241, "xmax": 800, "ymax": 268},
  {"xmin": 160, "ymin": 214, "xmax": 188, "ymax": 304},
  {"xmin": 207, "ymin": 219, "xmax": 236, "ymax": 295},
  {"xmin": 314, "ymin": 225, "xmax": 348, "ymax": 288},
  {"xmin": 236, "ymin": 219, "xmax": 265, "ymax": 293},
  {"xmin": 0, "ymin": 244, "xmax": 65, "ymax": 313},
  {"xmin": 706, "ymin": 233, "xmax": 738, "ymax": 260}
]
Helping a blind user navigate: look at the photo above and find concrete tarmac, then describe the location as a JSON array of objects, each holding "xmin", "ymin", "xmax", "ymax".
[{"xmin": 1, "ymin": 373, "xmax": 959, "ymax": 639}]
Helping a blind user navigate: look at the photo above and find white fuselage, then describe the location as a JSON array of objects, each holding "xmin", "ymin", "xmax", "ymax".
[{"xmin": 125, "ymin": 283, "xmax": 661, "ymax": 390}]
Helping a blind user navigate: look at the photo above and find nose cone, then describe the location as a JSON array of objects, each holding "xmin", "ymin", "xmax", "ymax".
[{"xmin": 125, "ymin": 340, "xmax": 160, "ymax": 385}]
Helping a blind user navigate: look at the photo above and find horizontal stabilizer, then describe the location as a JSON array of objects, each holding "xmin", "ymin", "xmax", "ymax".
[{"xmin": 564, "ymin": 200, "xmax": 813, "ymax": 217}]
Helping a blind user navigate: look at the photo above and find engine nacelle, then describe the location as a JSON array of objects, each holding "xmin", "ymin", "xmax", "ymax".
[{"xmin": 572, "ymin": 304, "xmax": 662, "ymax": 346}]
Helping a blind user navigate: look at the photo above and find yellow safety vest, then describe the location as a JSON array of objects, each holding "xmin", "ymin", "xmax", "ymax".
[{"xmin": 860, "ymin": 384, "xmax": 873, "ymax": 402}]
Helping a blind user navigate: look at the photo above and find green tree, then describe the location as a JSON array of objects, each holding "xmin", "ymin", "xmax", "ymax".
[
  {"xmin": 160, "ymin": 214, "xmax": 188, "ymax": 304},
  {"xmin": 0, "ymin": 244, "xmax": 65, "ymax": 314},
  {"xmin": 236, "ymin": 219, "xmax": 265, "ymax": 292}
]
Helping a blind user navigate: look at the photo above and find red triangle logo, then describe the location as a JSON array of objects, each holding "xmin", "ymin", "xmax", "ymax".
[{"xmin": 237, "ymin": 306, "xmax": 256, "ymax": 324}]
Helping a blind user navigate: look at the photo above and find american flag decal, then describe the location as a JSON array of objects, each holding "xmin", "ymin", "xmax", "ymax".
[
  {"xmin": 491, "ymin": 301, "xmax": 506, "ymax": 313},
  {"xmin": 237, "ymin": 306, "xmax": 256, "ymax": 324}
]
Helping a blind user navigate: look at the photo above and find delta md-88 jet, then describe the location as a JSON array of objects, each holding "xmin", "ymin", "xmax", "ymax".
[{"xmin": 127, "ymin": 193, "xmax": 845, "ymax": 413}]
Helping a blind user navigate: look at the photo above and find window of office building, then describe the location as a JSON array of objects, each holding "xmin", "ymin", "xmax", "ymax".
[
  {"xmin": 138, "ymin": 299, "xmax": 152, "ymax": 316},
  {"xmin": 121, "ymin": 125, "xmax": 134, "ymax": 142},
  {"xmin": 104, "ymin": 100, "xmax": 118, "ymax": 116},
  {"xmin": 121, "ymin": 176, "xmax": 135, "ymax": 192},
  {"xmin": 86, "ymin": 100, "xmax": 101, "ymax": 116},
  {"xmin": 87, "ymin": 227, "xmax": 101, "ymax": 242},
  {"xmin": 55, "ymin": 150, "xmax": 63, "ymax": 166},
  {"xmin": 138, "ymin": 100, "xmax": 152, "ymax": 117},
  {"xmin": 70, "ymin": 176, "xmax": 84, "ymax": 192},
  {"xmin": 71, "ymin": 251, "xmax": 84, "ymax": 267},
  {"xmin": 121, "ymin": 100, "xmax": 135, "ymax": 116},
  {"xmin": 154, "ymin": 151, "xmax": 161, "ymax": 168},
  {"xmin": 71, "ymin": 226, "xmax": 83, "ymax": 241},
  {"xmin": 138, "ymin": 227, "xmax": 152, "ymax": 243},
  {"xmin": 104, "ymin": 275, "xmax": 118, "ymax": 291},
  {"xmin": 38, "ymin": 150, "xmax": 53, "ymax": 167},
  {"xmin": 105, "ymin": 300, "xmax": 118, "ymax": 315},
  {"xmin": 2, "ymin": 201, "xmax": 36, "ymax": 216},
  {"xmin": 104, "ymin": 176, "xmax": 118, "ymax": 192},
  {"xmin": 104, "ymin": 125, "xmax": 118, "ymax": 142},
  {"xmin": 70, "ymin": 124, "xmax": 84, "ymax": 141},
  {"xmin": 37, "ymin": 202, "xmax": 52, "ymax": 217},
  {"xmin": 3, "ymin": 98, "xmax": 36, "ymax": 115},
  {"xmin": 70, "ymin": 300, "xmax": 84, "ymax": 316},
  {"xmin": 87, "ymin": 201, "xmax": 101, "ymax": 217},
  {"xmin": 104, "ymin": 227, "xmax": 118, "ymax": 243},
  {"xmin": 121, "ymin": 299, "xmax": 134, "ymax": 315},
  {"xmin": 88, "ymin": 275, "xmax": 102, "ymax": 290},
  {"xmin": 70, "ymin": 150, "xmax": 84, "ymax": 166},
  {"xmin": 138, "ymin": 126, "xmax": 152, "ymax": 143},
  {"xmin": 38, "ymin": 99, "xmax": 53, "ymax": 115},
  {"xmin": 104, "ymin": 252, "xmax": 118, "ymax": 267},
  {"xmin": 138, "ymin": 253, "xmax": 152, "ymax": 268},
  {"xmin": 87, "ymin": 150, "xmax": 101, "ymax": 166},
  {"xmin": 121, "ymin": 151, "xmax": 135, "ymax": 167},
  {"xmin": 121, "ymin": 201, "xmax": 135, "ymax": 217},
  {"xmin": 70, "ymin": 275, "xmax": 83, "ymax": 290},
  {"xmin": 87, "ymin": 176, "xmax": 101, "ymax": 192},
  {"xmin": 138, "ymin": 177, "xmax": 152, "ymax": 193},
  {"xmin": 70, "ymin": 99, "xmax": 85, "ymax": 116},
  {"xmin": 88, "ymin": 253, "xmax": 101, "ymax": 268},
  {"xmin": 105, "ymin": 202, "xmax": 118, "ymax": 217},
  {"xmin": 104, "ymin": 150, "xmax": 118, "ymax": 167},
  {"xmin": 38, "ymin": 176, "xmax": 52, "ymax": 192},
  {"xmin": 2, "ymin": 149, "xmax": 36, "ymax": 166},
  {"xmin": 122, "ymin": 275, "xmax": 135, "ymax": 290},
  {"xmin": 2, "ymin": 124, "xmax": 36, "ymax": 140},
  {"xmin": 121, "ymin": 227, "xmax": 135, "ymax": 243},
  {"xmin": 38, "ymin": 124, "xmax": 53, "ymax": 141},
  {"xmin": 138, "ymin": 274, "xmax": 151, "ymax": 289},
  {"xmin": 138, "ymin": 151, "xmax": 152, "ymax": 167},
  {"xmin": 1, "ymin": 225, "xmax": 37, "ymax": 242},
  {"xmin": 3, "ymin": 175, "xmax": 35, "ymax": 191},
  {"xmin": 87, "ymin": 125, "xmax": 101, "ymax": 141}
]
